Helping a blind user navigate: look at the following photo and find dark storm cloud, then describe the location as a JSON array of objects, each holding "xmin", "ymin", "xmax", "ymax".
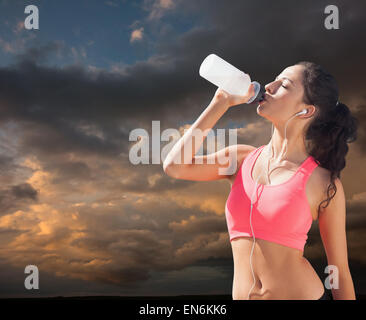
[
  {"xmin": 0, "ymin": 183, "xmax": 38, "ymax": 215},
  {"xmin": 0, "ymin": 154, "xmax": 13, "ymax": 178},
  {"xmin": 169, "ymin": 215, "xmax": 226, "ymax": 235},
  {"xmin": 0, "ymin": 62, "xmax": 130, "ymax": 159},
  {"xmin": 46, "ymin": 160, "xmax": 91, "ymax": 184},
  {"xmin": 11, "ymin": 182, "xmax": 37, "ymax": 199}
]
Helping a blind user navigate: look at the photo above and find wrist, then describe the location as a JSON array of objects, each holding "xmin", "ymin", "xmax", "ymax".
[{"xmin": 211, "ymin": 96, "xmax": 231, "ymax": 111}]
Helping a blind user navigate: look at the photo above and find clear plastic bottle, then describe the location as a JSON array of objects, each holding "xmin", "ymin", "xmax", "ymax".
[{"xmin": 199, "ymin": 53, "xmax": 264, "ymax": 103}]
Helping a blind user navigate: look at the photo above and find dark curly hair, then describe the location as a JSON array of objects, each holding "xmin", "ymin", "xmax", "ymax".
[{"xmin": 295, "ymin": 61, "xmax": 358, "ymax": 214}]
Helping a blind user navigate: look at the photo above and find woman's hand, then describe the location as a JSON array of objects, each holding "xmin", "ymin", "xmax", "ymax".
[{"xmin": 213, "ymin": 82, "xmax": 256, "ymax": 108}]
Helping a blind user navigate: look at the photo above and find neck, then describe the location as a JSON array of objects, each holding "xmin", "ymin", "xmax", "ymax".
[{"xmin": 267, "ymin": 123, "xmax": 308, "ymax": 164}]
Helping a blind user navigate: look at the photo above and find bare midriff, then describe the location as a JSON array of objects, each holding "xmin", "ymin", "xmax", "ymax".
[{"xmin": 230, "ymin": 236, "xmax": 325, "ymax": 300}]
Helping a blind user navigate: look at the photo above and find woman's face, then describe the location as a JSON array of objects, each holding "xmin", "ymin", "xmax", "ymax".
[{"xmin": 258, "ymin": 64, "xmax": 310, "ymax": 124}]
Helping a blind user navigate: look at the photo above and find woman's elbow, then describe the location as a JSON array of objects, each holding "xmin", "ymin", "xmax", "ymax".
[
  {"xmin": 163, "ymin": 162, "xmax": 178, "ymax": 178},
  {"xmin": 163, "ymin": 162, "xmax": 185, "ymax": 179}
]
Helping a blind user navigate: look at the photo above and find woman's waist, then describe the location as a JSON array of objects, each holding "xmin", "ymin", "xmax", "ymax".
[
  {"xmin": 231, "ymin": 247, "xmax": 324, "ymax": 299},
  {"xmin": 232, "ymin": 272, "xmax": 324, "ymax": 300},
  {"xmin": 233, "ymin": 259, "xmax": 319, "ymax": 283},
  {"xmin": 232, "ymin": 239, "xmax": 318, "ymax": 278},
  {"xmin": 233, "ymin": 278, "xmax": 324, "ymax": 300}
]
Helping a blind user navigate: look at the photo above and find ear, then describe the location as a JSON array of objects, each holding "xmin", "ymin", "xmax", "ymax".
[
  {"xmin": 309, "ymin": 105, "xmax": 317, "ymax": 116},
  {"xmin": 303, "ymin": 104, "xmax": 317, "ymax": 117}
]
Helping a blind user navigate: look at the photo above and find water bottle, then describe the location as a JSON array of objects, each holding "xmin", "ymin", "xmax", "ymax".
[{"xmin": 199, "ymin": 53, "xmax": 265, "ymax": 104}]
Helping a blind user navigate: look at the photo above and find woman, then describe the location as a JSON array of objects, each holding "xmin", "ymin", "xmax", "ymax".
[{"xmin": 163, "ymin": 61, "xmax": 358, "ymax": 300}]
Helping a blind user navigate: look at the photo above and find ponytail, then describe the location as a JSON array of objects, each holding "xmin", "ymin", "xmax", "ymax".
[{"xmin": 296, "ymin": 61, "xmax": 358, "ymax": 213}]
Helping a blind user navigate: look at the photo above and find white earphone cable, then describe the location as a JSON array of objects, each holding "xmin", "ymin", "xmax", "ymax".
[{"xmin": 246, "ymin": 110, "xmax": 303, "ymax": 300}]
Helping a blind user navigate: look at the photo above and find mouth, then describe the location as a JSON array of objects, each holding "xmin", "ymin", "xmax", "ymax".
[{"xmin": 258, "ymin": 94, "xmax": 268, "ymax": 104}]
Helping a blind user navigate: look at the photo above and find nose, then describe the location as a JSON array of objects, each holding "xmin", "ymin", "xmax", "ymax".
[{"xmin": 265, "ymin": 80, "xmax": 280, "ymax": 94}]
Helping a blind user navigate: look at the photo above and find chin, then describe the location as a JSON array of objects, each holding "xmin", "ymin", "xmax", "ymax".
[
  {"xmin": 257, "ymin": 104, "xmax": 266, "ymax": 115},
  {"xmin": 256, "ymin": 104, "xmax": 272, "ymax": 121}
]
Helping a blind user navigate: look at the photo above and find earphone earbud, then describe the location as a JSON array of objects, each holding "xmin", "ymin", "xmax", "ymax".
[{"xmin": 296, "ymin": 109, "xmax": 308, "ymax": 116}]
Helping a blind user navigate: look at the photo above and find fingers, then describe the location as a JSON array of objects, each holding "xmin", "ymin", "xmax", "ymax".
[{"xmin": 246, "ymin": 83, "xmax": 255, "ymax": 97}]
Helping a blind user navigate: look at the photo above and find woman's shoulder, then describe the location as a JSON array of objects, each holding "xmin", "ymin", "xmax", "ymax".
[
  {"xmin": 309, "ymin": 164, "xmax": 332, "ymax": 201},
  {"xmin": 313, "ymin": 165, "xmax": 331, "ymax": 184},
  {"xmin": 309, "ymin": 165, "xmax": 331, "ymax": 187}
]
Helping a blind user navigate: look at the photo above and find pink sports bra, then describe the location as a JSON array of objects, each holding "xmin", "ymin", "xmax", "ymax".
[{"xmin": 225, "ymin": 145, "xmax": 319, "ymax": 252}]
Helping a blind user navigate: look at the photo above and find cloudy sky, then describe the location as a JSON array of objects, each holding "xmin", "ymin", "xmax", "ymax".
[{"xmin": 0, "ymin": 0, "xmax": 365, "ymax": 298}]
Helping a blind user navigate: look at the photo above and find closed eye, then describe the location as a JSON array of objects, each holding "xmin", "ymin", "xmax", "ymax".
[{"xmin": 282, "ymin": 85, "xmax": 287, "ymax": 89}]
